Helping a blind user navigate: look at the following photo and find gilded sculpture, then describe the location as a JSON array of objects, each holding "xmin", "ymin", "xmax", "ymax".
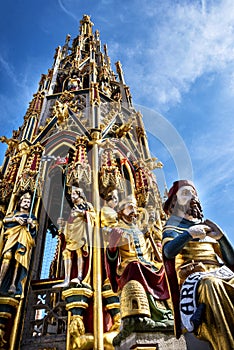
[
  {"xmin": 54, "ymin": 186, "xmax": 95, "ymax": 288},
  {"xmin": 106, "ymin": 195, "xmax": 174, "ymax": 345},
  {"xmin": 162, "ymin": 180, "xmax": 234, "ymax": 350},
  {"xmin": 0, "ymin": 192, "xmax": 37, "ymax": 296}
]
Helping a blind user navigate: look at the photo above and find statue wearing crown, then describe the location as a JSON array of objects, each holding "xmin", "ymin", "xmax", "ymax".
[{"xmin": 0, "ymin": 192, "xmax": 37, "ymax": 296}]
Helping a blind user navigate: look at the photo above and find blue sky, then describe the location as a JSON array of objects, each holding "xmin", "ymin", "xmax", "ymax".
[{"xmin": 0, "ymin": 0, "xmax": 234, "ymax": 244}]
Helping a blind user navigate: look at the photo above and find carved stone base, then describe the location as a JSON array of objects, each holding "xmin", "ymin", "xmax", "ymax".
[
  {"xmin": 0, "ymin": 296, "xmax": 20, "ymax": 349},
  {"xmin": 114, "ymin": 332, "xmax": 187, "ymax": 350}
]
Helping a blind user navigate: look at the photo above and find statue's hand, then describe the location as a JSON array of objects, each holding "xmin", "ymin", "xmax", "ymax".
[
  {"xmin": 14, "ymin": 216, "xmax": 26, "ymax": 225},
  {"xmin": 188, "ymin": 224, "xmax": 211, "ymax": 239},
  {"xmin": 108, "ymin": 228, "xmax": 123, "ymax": 252},
  {"xmin": 27, "ymin": 218, "xmax": 35, "ymax": 228},
  {"xmin": 73, "ymin": 208, "xmax": 84, "ymax": 213},
  {"xmin": 57, "ymin": 217, "xmax": 65, "ymax": 227},
  {"xmin": 203, "ymin": 219, "xmax": 224, "ymax": 240}
]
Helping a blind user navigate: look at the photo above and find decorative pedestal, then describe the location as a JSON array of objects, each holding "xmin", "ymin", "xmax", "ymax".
[
  {"xmin": 0, "ymin": 297, "xmax": 19, "ymax": 349},
  {"xmin": 62, "ymin": 286, "xmax": 94, "ymax": 350},
  {"xmin": 114, "ymin": 331, "xmax": 187, "ymax": 350},
  {"xmin": 102, "ymin": 283, "xmax": 120, "ymax": 330}
]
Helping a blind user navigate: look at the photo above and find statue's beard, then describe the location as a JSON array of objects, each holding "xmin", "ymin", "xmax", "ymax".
[
  {"xmin": 20, "ymin": 204, "xmax": 30, "ymax": 212},
  {"xmin": 121, "ymin": 212, "xmax": 137, "ymax": 224},
  {"xmin": 175, "ymin": 198, "xmax": 203, "ymax": 220}
]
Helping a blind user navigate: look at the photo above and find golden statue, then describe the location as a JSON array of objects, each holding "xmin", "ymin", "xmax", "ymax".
[
  {"xmin": 163, "ymin": 180, "xmax": 234, "ymax": 350},
  {"xmin": 106, "ymin": 195, "xmax": 173, "ymax": 345},
  {"xmin": 54, "ymin": 186, "xmax": 95, "ymax": 288},
  {"xmin": 101, "ymin": 189, "xmax": 121, "ymax": 333},
  {"xmin": 0, "ymin": 192, "xmax": 37, "ymax": 296}
]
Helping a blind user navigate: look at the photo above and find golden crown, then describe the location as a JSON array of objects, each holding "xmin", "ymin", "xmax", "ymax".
[{"xmin": 20, "ymin": 192, "xmax": 31, "ymax": 201}]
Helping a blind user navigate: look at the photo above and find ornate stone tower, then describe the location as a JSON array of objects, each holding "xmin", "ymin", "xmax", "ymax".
[{"xmin": 0, "ymin": 15, "xmax": 185, "ymax": 350}]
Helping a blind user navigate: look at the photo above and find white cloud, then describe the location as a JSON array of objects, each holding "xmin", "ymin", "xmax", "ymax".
[
  {"xmin": 57, "ymin": 0, "xmax": 79, "ymax": 24},
  {"xmin": 0, "ymin": 55, "xmax": 21, "ymax": 88},
  {"xmin": 0, "ymin": 53, "xmax": 38, "ymax": 138},
  {"xmin": 189, "ymin": 121, "xmax": 234, "ymax": 197},
  {"xmin": 118, "ymin": 0, "xmax": 234, "ymax": 110}
]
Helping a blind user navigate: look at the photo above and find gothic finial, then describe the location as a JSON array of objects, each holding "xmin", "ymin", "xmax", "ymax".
[
  {"xmin": 65, "ymin": 34, "xmax": 71, "ymax": 44},
  {"xmin": 115, "ymin": 61, "xmax": 125, "ymax": 84},
  {"xmin": 61, "ymin": 34, "xmax": 71, "ymax": 58},
  {"xmin": 80, "ymin": 14, "xmax": 93, "ymax": 36}
]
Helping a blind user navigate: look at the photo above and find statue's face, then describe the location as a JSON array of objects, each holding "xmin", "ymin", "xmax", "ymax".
[
  {"xmin": 175, "ymin": 185, "xmax": 203, "ymax": 220},
  {"xmin": 107, "ymin": 191, "xmax": 119, "ymax": 209},
  {"xmin": 71, "ymin": 188, "xmax": 84, "ymax": 204},
  {"xmin": 176, "ymin": 186, "xmax": 197, "ymax": 206},
  {"xmin": 148, "ymin": 208, "xmax": 156, "ymax": 223},
  {"xmin": 20, "ymin": 198, "xmax": 31, "ymax": 211},
  {"xmin": 121, "ymin": 203, "xmax": 137, "ymax": 224}
]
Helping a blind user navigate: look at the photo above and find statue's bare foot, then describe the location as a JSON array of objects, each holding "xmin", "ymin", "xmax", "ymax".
[
  {"xmin": 8, "ymin": 285, "xmax": 16, "ymax": 295},
  {"xmin": 52, "ymin": 279, "xmax": 70, "ymax": 288},
  {"xmin": 70, "ymin": 277, "xmax": 81, "ymax": 284}
]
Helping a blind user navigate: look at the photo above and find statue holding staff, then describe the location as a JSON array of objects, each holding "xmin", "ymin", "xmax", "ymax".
[
  {"xmin": 0, "ymin": 192, "xmax": 37, "ymax": 296},
  {"xmin": 54, "ymin": 186, "xmax": 95, "ymax": 288}
]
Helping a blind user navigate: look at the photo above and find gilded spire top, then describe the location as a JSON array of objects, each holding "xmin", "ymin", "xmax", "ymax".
[{"xmin": 79, "ymin": 14, "xmax": 94, "ymax": 36}]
